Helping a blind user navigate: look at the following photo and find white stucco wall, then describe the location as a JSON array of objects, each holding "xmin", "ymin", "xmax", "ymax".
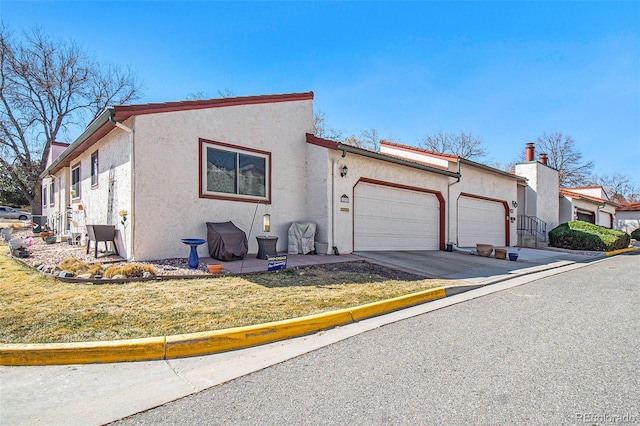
[
  {"xmin": 559, "ymin": 197, "xmax": 615, "ymax": 228},
  {"xmin": 131, "ymin": 99, "xmax": 314, "ymax": 261},
  {"xmin": 615, "ymin": 211, "xmax": 640, "ymax": 234},
  {"xmin": 450, "ymin": 164, "xmax": 519, "ymax": 247},
  {"xmin": 328, "ymin": 151, "xmax": 451, "ymax": 253},
  {"xmin": 514, "ymin": 162, "xmax": 559, "ymax": 231},
  {"xmin": 305, "ymin": 144, "xmax": 333, "ymax": 248}
]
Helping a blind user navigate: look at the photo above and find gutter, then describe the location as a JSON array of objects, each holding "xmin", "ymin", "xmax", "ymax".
[{"xmin": 40, "ymin": 109, "xmax": 114, "ymax": 178}]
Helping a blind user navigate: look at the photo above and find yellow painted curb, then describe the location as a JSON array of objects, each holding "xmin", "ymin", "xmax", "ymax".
[
  {"xmin": 349, "ymin": 287, "xmax": 447, "ymax": 321},
  {"xmin": 0, "ymin": 336, "xmax": 166, "ymax": 366},
  {"xmin": 166, "ymin": 309, "xmax": 354, "ymax": 359},
  {"xmin": 0, "ymin": 287, "xmax": 448, "ymax": 366},
  {"xmin": 605, "ymin": 247, "xmax": 639, "ymax": 257}
]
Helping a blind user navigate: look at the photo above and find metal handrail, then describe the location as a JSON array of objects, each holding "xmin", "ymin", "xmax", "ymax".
[{"xmin": 517, "ymin": 215, "xmax": 547, "ymax": 246}]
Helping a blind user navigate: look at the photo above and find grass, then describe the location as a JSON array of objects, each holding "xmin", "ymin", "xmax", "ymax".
[{"xmin": 0, "ymin": 247, "xmax": 454, "ymax": 344}]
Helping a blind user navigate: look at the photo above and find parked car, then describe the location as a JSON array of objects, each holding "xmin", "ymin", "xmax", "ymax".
[{"xmin": 0, "ymin": 206, "xmax": 32, "ymax": 221}]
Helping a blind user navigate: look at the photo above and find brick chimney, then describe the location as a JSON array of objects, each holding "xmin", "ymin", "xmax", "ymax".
[
  {"xmin": 525, "ymin": 143, "xmax": 535, "ymax": 162},
  {"xmin": 539, "ymin": 153, "xmax": 548, "ymax": 165}
]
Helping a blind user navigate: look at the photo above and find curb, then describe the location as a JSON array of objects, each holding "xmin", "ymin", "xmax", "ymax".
[
  {"xmin": 604, "ymin": 247, "xmax": 639, "ymax": 257},
  {"xmin": 0, "ymin": 287, "xmax": 446, "ymax": 366}
]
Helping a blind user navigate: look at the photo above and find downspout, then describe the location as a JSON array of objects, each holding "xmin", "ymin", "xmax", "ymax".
[
  {"xmin": 331, "ymin": 158, "xmax": 336, "ymax": 250},
  {"xmin": 447, "ymin": 159, "xmax": 461, "ymax": 247},
  {"xmin": 108, "ymin": 110, "xmax": 135, "ymax": 260}
]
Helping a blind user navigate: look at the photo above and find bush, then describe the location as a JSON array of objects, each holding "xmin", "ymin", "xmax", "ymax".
[
  {"xmin": 59, "ymin": 258, "xmax": 103, "ymax": 276},
  {"xmin": 549, "ymin": 221, "xmax": 631, "ymax": 251},
  {"xmin": 631, "ymin": 228, "xmax": 640, "ymax": 240},
  {"xmin": 103, "ymin": 263, "xmax": 157, "ymax": 278}
]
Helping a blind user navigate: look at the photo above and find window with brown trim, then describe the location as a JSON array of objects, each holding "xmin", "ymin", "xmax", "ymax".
[
  {"xmin": 199, "ymin": 139, "xmax": 271, "ymax": 202},
  {"xmin": 49, "ymin": 180, "xmax": 55, "ymax": 207},
  {"xmin": 71, "ymin": 163, "xmax": 81, "ymax": 200},
  {"xmin": 91, "ymin": 151, "xmax": 99, "ymax": 187}
]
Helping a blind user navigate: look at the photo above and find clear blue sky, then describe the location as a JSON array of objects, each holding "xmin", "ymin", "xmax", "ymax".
[{"xmin": 2, "ymin": 1, "xmax": 639, "ymax": 184}]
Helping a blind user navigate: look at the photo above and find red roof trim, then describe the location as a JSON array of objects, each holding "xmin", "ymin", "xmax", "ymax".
[
  {"xmin": 617, "ymin": 202, "xmax": 640, "ymax": 211},
  {"xmin": 113, "ymin": 91, "xmax": 314, "ymax": 121},
  {"xmin": 306, "ymin": 133, "xmax": 339, "ymax": 149},
  {"xmin": 380, "ymin": 140, "xmax": 460, "ymax": 161},
  {"xmin": 559, "ymin": 188, "xmax": 619, "ymax": 206}
]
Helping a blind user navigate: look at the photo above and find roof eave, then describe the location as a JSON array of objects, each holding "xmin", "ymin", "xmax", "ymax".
[{"xmin": 40, "ymin": 108, "xmax": 115, "ymax": 178}]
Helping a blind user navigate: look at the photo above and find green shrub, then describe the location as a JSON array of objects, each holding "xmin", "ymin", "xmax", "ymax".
[
  {"xmin": 631, "ymin": 228, "xmax": 640, "ymax": 240},
  {"xmin": 549, "ymin": 221, "xmax": 631, "ymax": 251}
]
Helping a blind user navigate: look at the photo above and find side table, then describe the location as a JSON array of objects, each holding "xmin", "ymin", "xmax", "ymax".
[{"xmin": 256, "ymin": 236, "xmax": 278, "ymax": 260}]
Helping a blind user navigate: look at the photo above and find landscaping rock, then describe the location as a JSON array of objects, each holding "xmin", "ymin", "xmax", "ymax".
[
  {"xmin": 77, "ymin": 274, "xmax": 93, "ymax": 280},
  {"xmin": 142, "ymin": 271, "xmax": 154, "ymax": 279},
  {"xmin": 58, "ymin": 270, "xmax": 74, "ymax": 278}
]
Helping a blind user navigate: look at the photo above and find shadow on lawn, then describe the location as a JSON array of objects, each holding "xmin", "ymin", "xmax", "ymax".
[{"xmin": 244, "ymin": 260, "xmax": 425, "ymax": 288}]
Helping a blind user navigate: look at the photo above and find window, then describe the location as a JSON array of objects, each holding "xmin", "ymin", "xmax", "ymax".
[
  {"xmin": 71, "ymin": 164, "xmax": 81, "ymax": 200},
  {"xmin": 91, "ymin": 151, "xmax": 99, "ymax": 187},
  {"xmin": 199, "ymin": 139, "xmax": 270, "ymax": 202},
  {"xmin": 42, "ymin": 184, "xmax": 47, "ymax": 207},
  {"xmin": 49, "ymin": 180, "xmax": 55, "ymax": 207}
]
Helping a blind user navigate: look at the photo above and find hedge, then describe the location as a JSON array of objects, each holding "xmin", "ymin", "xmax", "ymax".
[{"xmin": 549, "ymin": 221, "xmax": 631, "ymax": 251}]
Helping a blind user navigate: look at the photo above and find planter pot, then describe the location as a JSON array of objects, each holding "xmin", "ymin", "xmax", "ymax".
[
  {"xmin": 494, "ymin": 248, "xmax": 507, "ymax": 260},
  {"xmin": 476, "ymin": 244, "xmax": 494, "ymax": 257},
  {"xmin": 40, "ymin": 231, "xmax": 52, "ymax": 240},
  {"xmin": 508, "ymin": 253, "xmax": 519, "ymax": 261},
  {"xmin": 45, "ymin": 235, "xmax": 57, "ymax": 244},
  {"xmin": 207, "ymin": 264, "xmax": 223, "ymax": 274}
]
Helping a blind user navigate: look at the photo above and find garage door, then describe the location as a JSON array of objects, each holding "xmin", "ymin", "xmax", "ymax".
[
  {"xmin": 354, "ymin": 183, "xmax": 440, "ymax": 251},
  {"xmin": 458, "ymin": 196, "xmax": 506, "ymax": 247}
]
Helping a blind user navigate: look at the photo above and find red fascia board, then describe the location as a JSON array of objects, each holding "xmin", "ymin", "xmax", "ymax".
[
  {"xmin": 380, "ymin": 140, "xmax": 460, "ymax": 161},
  {"xmin": 113, "ymin": 91, "xmax": 314, "ymax": 121},
  {"xmin": 306, "ymin": 133, "xmax": 339, "ymax": 149},
  {"xmin": 617, "ymin": 202, "xmax": 640, "ymax": 211},
  {"xmin": 559, "ymin": 188, "xmax": 614, "ymax": 206}
]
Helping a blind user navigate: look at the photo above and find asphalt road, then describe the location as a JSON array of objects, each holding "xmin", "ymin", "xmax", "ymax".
[{"xmin": 113, "ymin": 253, "xmax": 640, "ymax": 426}]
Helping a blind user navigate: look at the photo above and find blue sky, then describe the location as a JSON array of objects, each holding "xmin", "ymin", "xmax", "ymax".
[{"xmin": 2, "ymin": 1, "xmax": 639, "ymax": 183}]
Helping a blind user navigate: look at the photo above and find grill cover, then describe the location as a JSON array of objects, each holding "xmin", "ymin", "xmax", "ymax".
[
  {"xmin": 206, "ymin": 221, "xmax": 248, "ymax": 261},
  {"xmin": 288, "ymin": 222, "xmax": 317, "ymax": 254}
]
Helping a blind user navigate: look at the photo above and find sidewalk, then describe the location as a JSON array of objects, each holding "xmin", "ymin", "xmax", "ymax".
[{"xmin": 0, "ymin": 247, "xmax": 634, "ymax": 426}]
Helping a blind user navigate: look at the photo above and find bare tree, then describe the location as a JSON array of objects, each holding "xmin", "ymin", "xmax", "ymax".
[
  {"xmin": 418, "ymin": 131, "xmax": 487, "ymax": 161},
  {"xmin": 530, "ymin": 132, "xmax": 594, "ymax": 187},
  {"xmin": 0, "ymin": 26, "xmax": 142, "ymax": 214},
  {"xmin": 591, "ymin": 173, "xmax": 640, "ymax": 203},
  {"xmin": 313, "ymin": 110, "xmax": 344, "ymax": 141}
]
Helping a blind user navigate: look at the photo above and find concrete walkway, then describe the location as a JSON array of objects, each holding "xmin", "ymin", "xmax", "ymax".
[{"xmin": 0, "ymin": 247, "xmax": 622, "ymax": 426}]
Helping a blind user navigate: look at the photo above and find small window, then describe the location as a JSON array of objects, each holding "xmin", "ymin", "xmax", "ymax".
[
  {"xmin": 42, "ymin": 184, "xmax": 47, "ymax": 207},
  {"xmin": 199, "ymin": 139, "xmax": 271, "ymax": 203},
  {"xmin": 91, "ymin": 151, "xmax": 98, "ymax": 187},
  {"xmin": 49, "ymin": 180, "xmax": 55, "ymax": 207},
  {"xmin": 71, "ymin": 163, "xmax": 81, "ymax": 200}
]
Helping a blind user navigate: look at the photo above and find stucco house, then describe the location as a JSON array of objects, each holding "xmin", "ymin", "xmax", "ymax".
[
  {"xmin": 41, "ymin": 91, "xmax": 594, "ymax": 262},
  {"xmin": 615, "ymin": 202, "xmax": 640, "ymax": 235},
  {"xmin": 558, "ymin": 186, "xmax": 618, "ymax": 228}
]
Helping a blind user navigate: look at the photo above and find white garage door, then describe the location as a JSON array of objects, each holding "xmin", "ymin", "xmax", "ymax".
[
  {"xmin": 354, "ymin": 183, "xmax": 440, "ymax": 251},
  {"xmin": 458, "ymin": 196, "xmax": 506, "ymax": 247}
]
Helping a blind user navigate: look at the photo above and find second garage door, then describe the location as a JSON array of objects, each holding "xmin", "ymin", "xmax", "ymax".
[
  {"xmin": 354, "ymin": 182, "xmax": 441, "ymax": 251},
  {"xmin": 457, "ymin": 195, "xmax": 507, "ymax": 247}
]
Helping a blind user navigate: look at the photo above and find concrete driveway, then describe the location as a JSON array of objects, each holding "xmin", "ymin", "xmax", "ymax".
[{"xmin": 354, "ymin": 247, "xmax": 600, "ymax": 283}]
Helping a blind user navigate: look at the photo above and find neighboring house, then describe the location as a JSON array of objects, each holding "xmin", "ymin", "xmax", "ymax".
[
  {"xmin": 559, "ymin": 186, "xmax": 618, "ymax": 228},
  {"xmin": 615, "ymin": 202, "xmax": 640, "ymax": 235}
]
